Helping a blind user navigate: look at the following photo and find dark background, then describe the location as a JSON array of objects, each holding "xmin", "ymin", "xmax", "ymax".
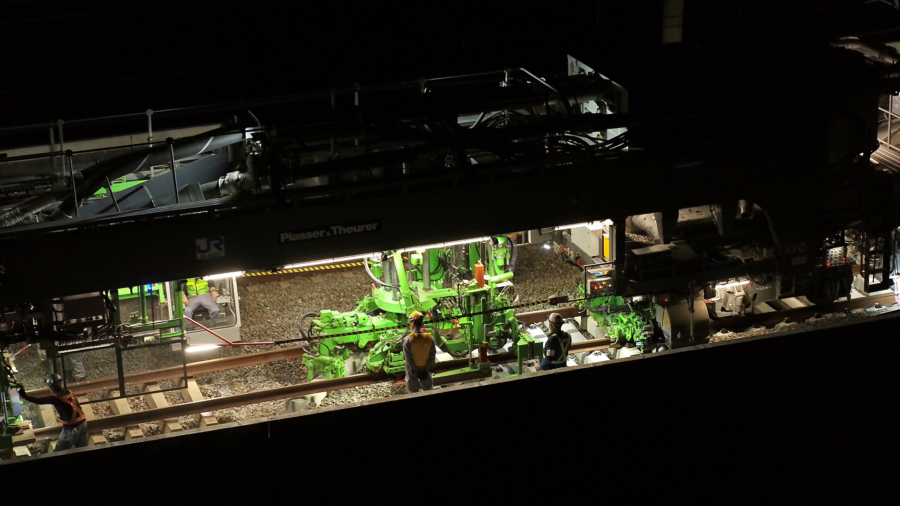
[{"xmin": 2, "ymin": 0, "xmax": 900, "ymax": 127}]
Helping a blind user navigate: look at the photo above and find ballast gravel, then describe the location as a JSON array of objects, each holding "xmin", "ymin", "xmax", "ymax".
[{"xmin": 7, "ymin": 248, "xmax": 896, "ymax": 460}]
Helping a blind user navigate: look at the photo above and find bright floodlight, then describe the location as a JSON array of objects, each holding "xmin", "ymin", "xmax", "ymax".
[
  {"xmin": 542, "ymin": 242, "xmax": 552, "ymax": 250},
  {"xmin": 185, "ymin": 344, "xmax": 219, "ymax": 353}
]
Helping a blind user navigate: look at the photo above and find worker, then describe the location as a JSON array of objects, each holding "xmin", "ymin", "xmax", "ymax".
[
  {"xmin": 536, "ymin": 313, "xmax": 572, "ymax": 371},
  {"xmin": 183, "ymin": 277, "xmax": 219, "ymax": 326},
  {"xmin": 402, "ymin": 311, "xmax": 436, "ymax": 393},
  {"xmin": 18, "ymin": 374, "xmax": 89, "ymax": 451},
  {"xmin": 66, "ymin": 353, "xmax": 87, "ymax": 383}
]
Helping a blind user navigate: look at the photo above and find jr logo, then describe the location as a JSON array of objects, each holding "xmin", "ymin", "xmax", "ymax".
[{"xmin": 196, "ymin": 236, "xmax": 225, "ymax": 260}]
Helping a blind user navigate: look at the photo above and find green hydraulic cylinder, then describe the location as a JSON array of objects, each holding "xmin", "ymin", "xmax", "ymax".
[
  {"xmin": 392, "ymin": 252, "xmax": 409, "ymax": 294},
  {"xmin": 468, "ymin": 243, "xmax": 481, "ymax": 272},
  {"xmin": 138, "ymin": 286, "xmax": 149, "ymax": 323},
  {"xmin": 172, "ymin": 281, "xmax": 185, "ymax": 338},
  {"xmin": 391, "ymin": 251, "xmax": 415, "ymax": 311},
  {"xmin": 427, "ymin": 249, "xmax": 441, "ymax": 287}
]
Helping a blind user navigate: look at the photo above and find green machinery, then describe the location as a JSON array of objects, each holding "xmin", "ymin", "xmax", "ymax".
[
  {"xmin": 108, "ymin": 281, "xmax": 185, "ymax": 341},
  {"xmin": 579, "ymin": 291, "xmax": 655, "ymax": 353},
  {"xmin": 0, "ymin": 363, "xmax": 23, "ymax": 451},
  {"xmin": 300, "ymin": 238, "xmax": 542, "ymax": 380},
  {"xmin": 115, "ymin": 284, "xmax": 167, "ymax": 325}
]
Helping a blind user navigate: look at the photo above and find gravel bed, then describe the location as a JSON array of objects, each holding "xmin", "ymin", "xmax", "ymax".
[
  {"xmin": 11, "ymin": 250, "xmax": 893, "ymax": 461},
  {"xmin": 213, "ymin": 400, "xmax": 287, "ymax": 422},
  {"xmin": 708, "ymin": 304, "xmax": 899, "ymax": 343},
  {"xmin": 511, "ymin": 245, "xmax": 584, "ymax": 312},
  {"xmin": 316, "ymin": 382, "xmax": 407, "ymax": 408},
  {"xmin": 235, "ymin": 270, "xmax": 373, "ymax": 346}
]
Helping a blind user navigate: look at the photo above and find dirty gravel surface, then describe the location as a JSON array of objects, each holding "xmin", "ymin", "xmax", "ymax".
[
  {"xmin": 708, "ymin": 304, "xmax": 899, "ymax": 343},
  {"xmin": 511, "ymin": 245, "xmax": 584, "ymax": 312},
  {"xmin": 17, "ymin": 254, "xmax": 889, "ymax": 460}
]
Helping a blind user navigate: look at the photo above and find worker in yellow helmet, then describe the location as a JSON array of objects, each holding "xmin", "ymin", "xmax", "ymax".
[
  {"xmin": 183, "ymin": 277, "xmax": 219, "ymax": 326},
  {"xmin": 402, "ymin": 311, "xmax": 436, "ymax": 392}
]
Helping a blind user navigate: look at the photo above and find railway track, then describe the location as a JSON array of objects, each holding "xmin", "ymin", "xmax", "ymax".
[
  {"xmin": 22, "ymin": 338, "xmax": 617, "ymax": 444},
  {"xmin": 709, "ymin": 292, "xmax": 896, "ymax": 332},
  {"xmin": 22, "ymin": 307, "xmax": 581, "ymax": 399},
  {"xmin": 12, "ymin": 296, "xmax": 895, "ymax": 450}
]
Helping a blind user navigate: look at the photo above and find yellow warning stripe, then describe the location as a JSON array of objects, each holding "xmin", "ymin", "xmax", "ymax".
[{"xmin": 240, "ymin": 262, "xmax": 363, "ymax": 277}]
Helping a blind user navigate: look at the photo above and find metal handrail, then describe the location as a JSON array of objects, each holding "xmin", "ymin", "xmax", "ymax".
[
  {"xmin": 0, "ymin": 68, "xmax": 538, "ymax": 140},
  {"xmin": 0, "ymin": 126, "xmax": 264, "ymax": 164}
]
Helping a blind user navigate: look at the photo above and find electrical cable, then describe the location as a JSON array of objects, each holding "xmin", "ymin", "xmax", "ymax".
[{"xmin": 298, "ymin": 312, "xmax": 319, "ymax": 339}]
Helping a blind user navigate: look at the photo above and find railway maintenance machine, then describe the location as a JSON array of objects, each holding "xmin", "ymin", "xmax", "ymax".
[{"xmin": 3, "ymin": 36, "xmax": 900, "ymax": 450}]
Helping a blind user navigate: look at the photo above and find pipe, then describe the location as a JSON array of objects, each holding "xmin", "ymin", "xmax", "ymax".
[
  {"xmin": 0, "ymin": 194, "xmax": 58, "ymax": 227},
  {"xmin": 66, "ymin": 151, "xmax": 78, "ymax": 218},
  {"xmin": 392, "ymin": 251, "xmax": 409, "ymax": 296},
  {"xmin": 50, "ymin": 128, "xmax": 244, "ymax": 219},
  {"xmin": 833, "ymin": 37, "xmax": 900, "ymax": 65},
  {"xmin": 365, "ymin": 256, "xmax": 398, "ymax": 288}
]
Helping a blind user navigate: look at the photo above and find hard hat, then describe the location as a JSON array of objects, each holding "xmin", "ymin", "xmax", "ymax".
[
  {"xmin": 46, "ymin": 373, "xmax": 63, "ymax": 388},
  {"xmin": 408, "ymin": 311, "xmax": 425, "ymax": 323},
  {"xmin": 548, "ymin": 313, "xmax": 564, "ymax": 325}
]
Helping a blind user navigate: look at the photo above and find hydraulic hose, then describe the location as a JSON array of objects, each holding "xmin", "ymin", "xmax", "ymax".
[
  {"xmin": 298, "ymin": 312, "xmax": 319, "ymax": 339},
  {"xmin": 365, "ymin": 256, "xmax": 399, "ymax": 288},
  {"xmin": 0, "ymin": 194, "xmax": 59, "ymax": 228}
]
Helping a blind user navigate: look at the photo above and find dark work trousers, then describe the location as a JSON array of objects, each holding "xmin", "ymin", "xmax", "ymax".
[{"xmin": 55, "ymin": 421, "xmax": 89, "ymax": 451}]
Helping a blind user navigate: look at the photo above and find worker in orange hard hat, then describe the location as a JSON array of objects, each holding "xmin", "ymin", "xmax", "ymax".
[{"xmin": 402, "ymin": 311, "xmax": 436, "ymax": 392}]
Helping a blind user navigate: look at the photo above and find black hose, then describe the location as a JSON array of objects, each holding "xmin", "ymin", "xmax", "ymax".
[
  {"xmin": 299, "ymin": 312, "xmax": 319, "ymax": 339},
  {"xmin": 310, "ymin": 340, "xmax": 332, "ymax": 355}
]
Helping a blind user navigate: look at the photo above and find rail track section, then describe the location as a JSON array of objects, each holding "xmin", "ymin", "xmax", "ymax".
[
  {"xmin": 5, "ymin": 296, "xmax": 898, "ymax": 454},
  {"xmin": 16, "ymin": 338, "xmax": 618, "ymax": 445}
]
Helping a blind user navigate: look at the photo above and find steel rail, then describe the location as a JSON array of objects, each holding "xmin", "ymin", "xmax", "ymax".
[
  {"xmin": 26, "ymin": 346, "xmax": 310, "ymax": 398},
  {"xmin": 28, "ymin": 339, "xmax": 615, "ymax": 442},
  {"xmin": 708, "ymin": 293, "xmax": 896, "ymax": 332},
  {"xmin": 21, "ymin": 306, "xmax": 584, "ymax": 398},
  {"xmin": 23, "ymin": 292, "xmax": 892, "ymax": 398}
]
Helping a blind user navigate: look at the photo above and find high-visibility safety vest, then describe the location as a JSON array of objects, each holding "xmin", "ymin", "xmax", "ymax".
[
  {"xmin": 547, "ymin": 331, "xmax": 572, "ymax": 366},
  {"xmin": 408, "ymin": 331, "xmax": 434, "ymax": 368},
  {"xmin": 185, "ymin": 278, "xmax": 210, "ymax": 296},
  {"xmin": 53, "ymin": 392, "xmax": 86, "ymax": 426}
]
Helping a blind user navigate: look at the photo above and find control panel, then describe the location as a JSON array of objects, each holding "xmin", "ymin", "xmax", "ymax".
[{"xmin": 585, "ymin": 263, "xmax": 616, "ymax": 296}]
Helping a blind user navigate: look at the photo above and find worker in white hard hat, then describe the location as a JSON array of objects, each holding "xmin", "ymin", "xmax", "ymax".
[
  {"xmin": 536, "ymin": 312, "xmax": 572, "ymax": 371},
  {"xmin": 402, "ymin": 311, "xmax": 436, "ymax": 392}
]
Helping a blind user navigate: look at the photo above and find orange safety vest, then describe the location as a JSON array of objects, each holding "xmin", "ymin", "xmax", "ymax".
[
  {"xmin": 53, "ymin": 391, "xmax": 86, "ymax": 426},
  {"xmin": 408, "ymin": 331, "xmax": 434, "ymax": 368}
]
